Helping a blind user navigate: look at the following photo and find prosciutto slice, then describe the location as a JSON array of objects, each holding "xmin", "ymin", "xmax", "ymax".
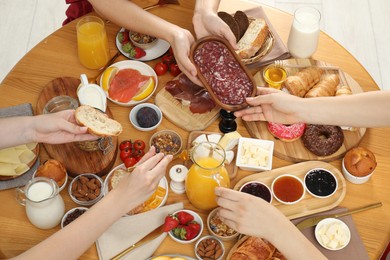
[{"xmin": 165, "ymin": 74, "xmax": 216, "ymax": 113}]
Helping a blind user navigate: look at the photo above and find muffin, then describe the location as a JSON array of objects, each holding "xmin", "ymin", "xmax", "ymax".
[
  {"xmin": 35, "ymin": 159, "xmax": 67, "ymax": 187},
  {"xmin": 343, "ymin": 147, "xmax": 377, "ymax": 177}
]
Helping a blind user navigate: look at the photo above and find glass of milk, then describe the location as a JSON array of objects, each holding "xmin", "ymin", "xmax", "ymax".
[
  {"xmin": 16, "ymin": 177, "xmax": 65, "ymax": 229},
  {"xmin": 287, "ymin": 7, "xmax": 321, "ymax": 58}
]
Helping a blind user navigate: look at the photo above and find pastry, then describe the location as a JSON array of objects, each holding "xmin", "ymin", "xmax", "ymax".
[
  {"xmin": 305, "ymin": 74, "xmax": 340, "ymax": 97},
  {"xmin": 281, "ymin": 67, "xmax": 323, "ymax": 97},
  {"xmin": 344, "ymin": 147, "xmax": 377, "ymax": 177},
  {"xmin": 231, "ymin": 236, "xmax": 286, "ymax": 260},
  {"xmin": 336, "ymin": 85, "xmax": 353, "ymax": 96},
  {"xmin": 301, "ymin": 125, "xmax": 344, "ymax": 156}
]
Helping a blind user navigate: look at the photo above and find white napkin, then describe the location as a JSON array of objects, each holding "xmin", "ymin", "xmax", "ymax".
[{"xmin": 96, "ymin": 203, "xmax": 183, "ymax": 260}]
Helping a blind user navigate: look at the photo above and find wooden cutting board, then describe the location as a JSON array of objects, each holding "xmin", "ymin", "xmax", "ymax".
[
  {"xmin": 36, "ymin": 77, "xmax": 118, "ymax": 177},
  {"xmin": 155, "ymin": 87, "xmax": 221, "ymax": 131},
  {"xmin": 244, "ymin": 59, "xmax": 366, "ymax": 162}
]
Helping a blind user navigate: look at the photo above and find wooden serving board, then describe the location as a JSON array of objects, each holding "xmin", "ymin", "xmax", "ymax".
[
  {"xmin": 186, "ymin": 131, "xmax": 238, "ymax": 180},
  {"xmin": 155, "ymin": 87, "xmax": 221, "ymax": 131},
  {"xmin": 36, "ymin": 77, "xmax": 118, "ymax": 177},
  {"xmin": 245, "ymin": 59, "xmax": 366, "ymax": 162},
  {"xmin": 233, "ymin": 161, "xmax": 346, "ymax": 220}
]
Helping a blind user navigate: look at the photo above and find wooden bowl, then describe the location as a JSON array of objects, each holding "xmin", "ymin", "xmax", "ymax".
[{"xmin": 190, "ymin": 36, "xmax": 257, "ymax": 111}]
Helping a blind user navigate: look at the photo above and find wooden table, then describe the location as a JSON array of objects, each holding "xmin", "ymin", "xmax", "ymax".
[{"xmin": 0, "ymin": 0, "xmax": 389, "ymax": 259}]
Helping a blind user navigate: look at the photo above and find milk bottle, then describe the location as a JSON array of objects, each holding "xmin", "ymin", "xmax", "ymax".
[
  {"xmin": 287, "ymin": 7, "xmax": 321, "ymax": 58},
  {"xmin": 16, "ymin": 177, "xmax": 65, "ymax": 229}
]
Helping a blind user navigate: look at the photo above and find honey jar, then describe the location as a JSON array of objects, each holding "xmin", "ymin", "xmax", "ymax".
[{"xmin": 262, "ymin": 64, "xmax": 287, "ymax": 89}]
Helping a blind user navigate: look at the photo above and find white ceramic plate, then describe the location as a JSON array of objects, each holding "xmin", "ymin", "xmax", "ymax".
[
  {"xmin": 101, "ymin": 60, "xmax": 158, "ymax": 106},
  {"xmin": 103, "ymin": 163, "xmax": 168, "ymax": 214},
  {"xmin": 116, "ymin": 28, "xmax": 170, "ymax": 61}
]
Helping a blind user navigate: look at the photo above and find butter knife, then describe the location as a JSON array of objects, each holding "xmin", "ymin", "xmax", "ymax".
[{"xmin": 295, "ymin": 202, "xmax": 382, "ymax": 230}]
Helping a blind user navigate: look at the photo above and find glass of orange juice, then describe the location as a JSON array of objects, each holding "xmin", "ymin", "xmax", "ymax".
[
  {"xmin": 185, "ymin": 142, "xmax": 230, "ymax": 210},
  {"xmin": 76, "ymin": 16, "xmax": 110, "ymax": 69}
]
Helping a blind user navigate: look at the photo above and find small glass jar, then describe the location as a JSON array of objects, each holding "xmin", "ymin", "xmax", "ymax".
[
  {"xmin": 76, "ymin": 137, "xmax": 113, "ymax": 154},
  {"xmin": 262, "ymin": 64, "xmax": 287, "ymax": 89},
  {"xmin": 16, "ymin": 177, "xmax": 65, "ymax": 229},
  {"xmin": 43, "ymin": 95, "xmax": 79, "ymax": 114}
]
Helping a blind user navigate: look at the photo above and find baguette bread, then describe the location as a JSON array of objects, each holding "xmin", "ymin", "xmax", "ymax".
[
  {"xmin": 304, "ymin": 74, "xmax": 340, "ymax": 98},
  {"xmin": 75, "ymin": 105, "xmax": 122, "ymax": 137},
  {"xmin": 282, "ymin": 67, "xmax": 323, "ymax": 97},
  {"xmin": 236, "ymin": 18, "xmax": 269, "ymax": 59}
]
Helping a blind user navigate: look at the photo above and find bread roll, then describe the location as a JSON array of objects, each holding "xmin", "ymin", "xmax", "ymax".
[
  {"xmin": 336, "ymin": 85, "xmax": 353, "ymax": 96},
  {"xmin": 236, "ymin": 18, "xmax": 269, "ymax": 59},
  {"xmin": 304, "ymin": 74, "xmax": 340, "ymax": 98},
  {"xmin": 344, "ymin": 147, "xmax": 377, "ymax": 177},
  {"xmin": 35, "ymin": 159, "xmax": 67, "ymax": 187},
  {"xmin": 75, "ymin": 105, "xmax": 122, "ymax": 137},
  {"xmin": 282, "ymin": 67, "xmax": 323, "ymax": 97}
]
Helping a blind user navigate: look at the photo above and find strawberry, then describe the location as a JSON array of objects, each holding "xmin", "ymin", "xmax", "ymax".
[
  {"xmin": 129, "ymin": 47, "xmax": 146, "ymax": 59},
  {"xmin": 163, "ymin": 214, "xmax": 179, "ymax": 232},
  {"xmin": 172, "ymin": 226, "xmax": 196, "ymax": 240},
  {"xmin": 176, "ymin": 211, "xmax": 194, "ymax": 225},
  {"xmin": 183, "ymin": 226, "xmax": 197, "ymax": 240},
  {"xmin": 118, "ymin": 31, "xmax": 130, "ymax": 44},
  {"xmin": 188, "ymin": 221, "xmax": 201, "ymax": 235}
]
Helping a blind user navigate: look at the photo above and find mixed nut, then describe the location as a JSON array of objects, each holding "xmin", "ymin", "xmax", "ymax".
[
  {"xmin": 71, "ymin": 175, "xmax": 101, "ymax": 202},
  {"xmin": 196, "ymin": 237, "xmax": 224, "ymax": 260}
]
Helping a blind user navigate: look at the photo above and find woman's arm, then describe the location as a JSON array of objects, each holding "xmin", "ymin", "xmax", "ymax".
[
  {"xmin": 0, "ymin": 110, "xmax": 96, "ymax": 149},
  {"xmin": 235, "ymin": 87, "xmax": 390, "ymax": 128},
  {"xmin": 215, "ymin": 187, "xmax": 327, "ymax": 260},
  {"xmin": 13, "ymin": 148, "xmax": 172, "ymax": 260}
]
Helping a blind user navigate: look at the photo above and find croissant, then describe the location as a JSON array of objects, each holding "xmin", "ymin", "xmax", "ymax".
[
  {"xmin": 231, "ymin": 237, "xmax": 286, "ymax": 260},
  {"xmin": 281, "ymin": 67, "xmax": 323, "ymax": 97},
  {"xmin": 336, "ymin": 85, "xmax": 352, "ymax": 96},
  {"xmin": 304, "ymin": 74, "xmax": 340, "ymax": 98}
]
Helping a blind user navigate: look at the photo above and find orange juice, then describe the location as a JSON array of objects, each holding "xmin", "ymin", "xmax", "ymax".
[
  {"xmin": 186, "ymin": 157, "xmax": 230, "ymax": 210},
  {"xmin": 77, "ymin": 16, "xmax": 110, "ymax": 69}
]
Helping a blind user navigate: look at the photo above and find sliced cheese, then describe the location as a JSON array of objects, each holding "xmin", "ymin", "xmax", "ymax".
[
  {"xmin": 207, "ymin": 133, "xmax": 222, "ymax": 144},
  {"xmin": 218, "ymin": 131, "xmax": 241, "ymax": 151},
  {"xmin": 0, "ymin": 148, "xmax": 24, "ymax": 164},
  {"xmin": 192, "ymin": 134, "xmax": 207, "ymax": 147},
  {"xmin": 225, "ymin": 150, "xmax": 235, "ymax": 164},
  {"xmin": 19, "ymin": 149, "xmax": 36, "ymax": 164}
]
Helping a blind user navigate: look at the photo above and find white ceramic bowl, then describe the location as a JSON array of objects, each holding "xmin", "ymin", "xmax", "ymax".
[
  {"xmin": 129, "ymin": 31, "xmax": 158, "ymax": 49},
  {"xmin": 304, "ymin": 168, "xmax": 338, "ymax": 198},
  {"xmin": 61, "ymin": 207, "xmax": 88, "ymax": 228},
  {"xmin": 68, "ymin": 173, "xmax": 104, "ymax": 206},
  {"xmin": 235, "ymin": 137, "xmax": 274, "ymax": 171},
  {"xmin": 207, "ymin": 207, "xmax": 239, "ymax": 241},
  {"xmin": 342, "ymin": 159, "xmax": 374, "ymax": 184},
  {"xmin": 239, "ymin": 180, "xmax": 273, "ymax": 203},
  {"xmin": 103, "ymin": 164, "xmax": 168, "ymax": 214},
  {"xmin": 149, "ymin": 130, "xmax": 182, "ymax": 156},
  {"xmin": 271, "ymin": 174, "xmax": 305, "ymax": 205},
  {"xmin": 100, "ymin": 60, "xmax": 158, "ymax": 106},
  {"xmin": 169, "ymin": 209, "xmax": 203, "ymax": 244},
  {"xmin": 315, "ymin": 218, "xmax": 351, "ymax": 250},
  {"xmin": 195, "ymin": 235, "xmax": 225, "ymax": 260},
  {"xmin": 129, "ymin": 103, "xmax": 162, "ymax": 131}
]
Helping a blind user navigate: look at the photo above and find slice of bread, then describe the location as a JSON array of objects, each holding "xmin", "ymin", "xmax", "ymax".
[
  {"xmin": 218, "ymin": 11, "xmax": 240, "ymax": 41},
  {"xmin": 75, "ymin": 105, "xmax": 123, "ymax": 137},
  {"xmin": 234, "ymin": 11, "xmax": 250, "ymax": 39},
  {"xmin": 236, "ymin": 18, "xmax": 269, "ymax": 59},
  {"xmin": 108, "ymin": 168, "xmax": 128, "ymax": 190}
]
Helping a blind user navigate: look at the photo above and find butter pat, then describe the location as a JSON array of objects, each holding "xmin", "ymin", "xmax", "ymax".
[
  {"xmin": 315, "ymin": 218, "xmax": 351, "ymax": 250},
  {"xmin": 218, "ymin": 131, "xmax": 241, "ymax": 151}
]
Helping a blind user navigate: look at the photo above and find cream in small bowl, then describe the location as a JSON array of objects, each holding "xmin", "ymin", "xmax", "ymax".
[
  {"xmin": 271, "ymin": 174, "xmax": 305, "ymax": 205},
  {"xmin": 315, "ymin": 218, "xmax": 351, "ymax": 250}
]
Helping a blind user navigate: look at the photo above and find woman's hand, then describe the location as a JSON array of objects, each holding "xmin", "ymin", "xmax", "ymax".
[
  {"xmin": 234, "ymin": 87, "xmax": 305, "ymax": 124},
  {"xmin": 115, "ymin": 146, "xmax": 173, "ymax": 213},
  {"xmin": 27, "ymin": 110, "xmax": 96, "ymax": 145}
]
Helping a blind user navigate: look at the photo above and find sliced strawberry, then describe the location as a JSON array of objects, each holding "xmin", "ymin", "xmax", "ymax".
[
  {"xmin": 163, "ymin": 214, "xmax": 179, "ymax": 232},
  {"xmin": 176, "ymin": 211, "xmax": 194, "ymax": 225}
]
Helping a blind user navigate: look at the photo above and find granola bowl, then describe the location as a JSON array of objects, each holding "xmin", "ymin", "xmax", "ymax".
[
  {"xmin": 149, "ymin": 130, "xmax": 182, "ymax": 156},
  {"xmin": 207, "ymin": 207, "xmax": 239, "ymax": 241}
]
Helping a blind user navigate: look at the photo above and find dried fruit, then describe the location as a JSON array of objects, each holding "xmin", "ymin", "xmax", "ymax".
[{"xmin": 136, "ymin": 107, "xmax": 159, "ymax": 128}]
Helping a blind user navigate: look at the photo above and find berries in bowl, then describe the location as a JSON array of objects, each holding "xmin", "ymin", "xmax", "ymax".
[{"xmin": 165, "ymin": 209, "xmax": 203, "ymax": 244}]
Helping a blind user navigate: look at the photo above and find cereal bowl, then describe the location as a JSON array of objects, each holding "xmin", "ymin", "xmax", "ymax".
[
  {"xmin": 239, "ymin": 181, "xmax": 272, "ymax": 203},
  {"xmin": 271, "ymin": 174, "xmax": 305, "ymax": 205},
  {"xmin": 315, "ymin": 218, "xmax": 351, "ymax": 250},
  {"xmin": 61, "ymin": 207, "xmax": 88, "ymax": 228},
  {"xmin": 169, "ymin": 209, "xmax": 203, "ymax": 244},
  {"xmin": 129, "ymin": 103, "xmax": 162, "ymax": 131},
  {"xmin": 236, "ymin": 137, "xmax": 274, "ymax": 171},
  {"xmin": 68, "ymin": 173, "xmax": 104, "ymax": 206},
  {"xmin": 304, "ymin": 168, "xmax": 338, "ymax": 198},
  {"xmin": 207, "ymin": 207, "xmax": 239, "ymax": 241},
  {"xmin": 195, "ymin": 235, "xmax": 225, "ymax": 260},
  {"xmin": 149, "ymin": 130, "xmax": 182, "ymax": 156}
]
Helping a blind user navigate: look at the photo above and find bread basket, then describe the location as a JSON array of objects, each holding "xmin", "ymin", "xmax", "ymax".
[{"xmin": 190, "ymin": 36, "xmax": 256, "ymax": 111}]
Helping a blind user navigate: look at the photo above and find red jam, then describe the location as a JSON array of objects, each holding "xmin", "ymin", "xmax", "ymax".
[
  {"xmin": 273, "ymin": 175, "xmax": 304, "ymax": 203},
  {"xmin": 240, "ymin": 182, "xmax": 272, "ymax": 203}
]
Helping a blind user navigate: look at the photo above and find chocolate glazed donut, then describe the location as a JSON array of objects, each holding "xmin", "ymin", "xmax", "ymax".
[{"xmin": 302, "ymin": 125, "xmax": 344, "ymax": 156}]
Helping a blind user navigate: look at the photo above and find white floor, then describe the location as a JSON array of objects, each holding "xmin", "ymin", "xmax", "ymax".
[{"xmin": 0, "ymin": 0, "xmax": 389, "ymax": 90}]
